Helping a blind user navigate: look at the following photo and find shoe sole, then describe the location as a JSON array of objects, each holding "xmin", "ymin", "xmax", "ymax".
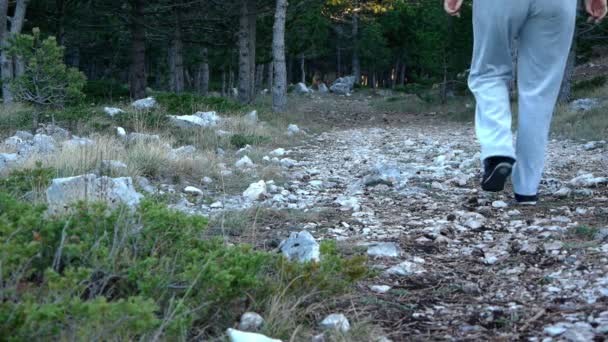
[
  {"xmin": 517, "ymin": 201, "xmax": 537, "ymax": 206},
  {"xmin": 482, "ymin": 162, "xmax": 513, "ymax": 192}
]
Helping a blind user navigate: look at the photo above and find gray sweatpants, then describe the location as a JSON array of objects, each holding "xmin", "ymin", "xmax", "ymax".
[{"xmin": 468, "ymin": 0, "xmax": 577, "ymax": 196}]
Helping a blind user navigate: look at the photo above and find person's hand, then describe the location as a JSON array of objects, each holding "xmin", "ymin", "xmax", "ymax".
[
  {"xmin": 585, "ymin": 0, "xmax": 608, "ymax": 23},
  {"xmin": 444, "ymin": 0, "xmax": 464, "ymax": 17}
]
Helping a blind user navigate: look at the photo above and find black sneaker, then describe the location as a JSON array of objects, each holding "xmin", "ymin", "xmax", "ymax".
[
  {"xmin": 515, "ymin": 193, "xmax": 538, "ymax": 206},
  {"xmin": 481, "ymin": 156, "xmax": 515, "ymax": 192}
]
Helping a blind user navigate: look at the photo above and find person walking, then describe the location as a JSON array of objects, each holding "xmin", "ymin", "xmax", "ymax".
[{"xmin": 444, "ymin": 0, "xmax": 607, "ymax": 205}]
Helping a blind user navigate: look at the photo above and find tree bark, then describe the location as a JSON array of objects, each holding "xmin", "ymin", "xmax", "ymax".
[
  {"xmin": 351, "ymin": 11, "xmax": 360, "ymax": 84},
  {"xmin": 248, "ymin": 0, "xmax": 257, "ymax": 102},
  {"xmin": 255, "ymin": 64, "xmax": 264, "ymax": 94},
  {"xmin": 272, "ymin": 0, "xmax": 288, "ymax": 113},
  {"xmin": 300, "ymin": 54, "xmax": 305, "ymax": 84},
  {"xmin": 169, "ymin": 6, "xmax": 184, "ymax": 93},
  {"xmin": 399, "ymin": 61, "xmax": 406, "ymax": 86},
  {"xmin": 238, "ymin": 0, "xmax": 252, "ymax": 104},
  {"xmin": 56, "ymin": 0, "xmax": 65, "ymax": 45},
  {"xmin": 1, "ymin": 0, "xmax": 12, "ymax": 104},
  {"xmin": 199, "ymin": 48, "xmax": 210, "ymax": 96},
  {"xmin": 129, "ymin": 0, "xmax": 147, "ymax": 100},
  {"xmin": 267, "ymin": 61, "xmax": 273, "ymax": 91}
]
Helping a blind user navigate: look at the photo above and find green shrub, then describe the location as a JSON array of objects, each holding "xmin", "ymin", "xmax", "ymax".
[
  {"xmin": 8, "ymin": 28, "xmax": 86, "ymax": 108},
  {"xmin": 0, "ymin": 165, "xmax": 54, "ymax": 199},
  {"xmin": 155, "ymin": 92, "xmax": 243, "ymax": 115},
  {"xmin": 0, "ymin": 192, "xmax": 368, "ymax": 340}
]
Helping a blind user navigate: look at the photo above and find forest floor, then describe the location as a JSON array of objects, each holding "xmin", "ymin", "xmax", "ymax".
[{"xmin": 250, "ymin": 92, "xmax": 608, "ymax": 341}]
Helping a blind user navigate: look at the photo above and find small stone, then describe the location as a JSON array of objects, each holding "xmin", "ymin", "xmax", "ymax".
[
  {"xmin": 492, "ymin": 200, "xmax": 508, "ymax": 208},
  {"xmin": 562, "ymin": 323, "xmax": 595, "ymax": 342},
  {"xmin": 244, "ymin": 110, "xmax": 258, "ymax": 124},
  {"xmin": 544, "ymin": 323, "xmax": 570, "ymax": 336},
  {"xmin": 554, "ymin": 187, "xmax": 572, "ymax": 198},
  {"xmin": 386, "ymin": 260, "xmax": 426, "ymax": 276},
  {"xmin": 238, "ymin": 312, "xmax": 264, "ymax": 331},
  {"xmin": 270, "ymin": 148, "xmax": 286, "ymax": 157},
  {"xmin": 287, "ymin": 124, "xmax": 300, "ymax": 135},
  {"xmin": 243, "ymin": 181, "xmax": 267, "ymax": 201},
  {"xmin": 367, "ymin": 242, "xmax": 401, "ymax": 258},
  {"xmin": 320, "ymin": 314, "xmax": 350, "ymax": 333},
  {"xmin": 104, "ymin": 107, "xmax": 124, "ymax": 117},
  {"xmin": 280, "ymin": 158, "xmax": 297, "ymax": 168},
  {"xmin": 370, "ymin": 285, "xmax": 392, "ymax": 294},
  {"xmin": 116, "ymin": 127, "xmax": 127, "ymax": 138},
  {"xmin": 184, "ymin": 186, "xmax": 204, "ymax": 196},
  {"xmin": 226, "ymin": 329, "xmax": 281, "ymax": 342},
  {"xmin": 210, "ymin": 201, "xmax": 224, "ymax": 209},
  {"xmin": 202, "ymin": 177, "xmax": 213, "ymax": 184},
  {"xmin": 236, "ymin": 156, "xmax": 255, "ymax": 169},
  {"xmin": 279, "ymin": 231, "xmax": 320, "ymax": 263},
  {"xmin": 131, "ymin": 97, "xmax": 156, "ymax": 110}
]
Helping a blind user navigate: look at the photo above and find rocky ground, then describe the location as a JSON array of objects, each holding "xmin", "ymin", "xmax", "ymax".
[
  {"xmin": 2, "ymin": 93, "xmax": 607, "ymax": 341},
  {"xmin": 216, "ymin": 96, "xmax": 608, "ymax": 341}
]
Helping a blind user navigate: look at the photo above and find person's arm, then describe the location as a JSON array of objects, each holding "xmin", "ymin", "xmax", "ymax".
[
  {"xmin": 444, "ymin": 0, "xmax": 464, "ymax": 17},
  {"xmin": 586, "ymin": 0, "xmax": 608, "ymax": 23}
]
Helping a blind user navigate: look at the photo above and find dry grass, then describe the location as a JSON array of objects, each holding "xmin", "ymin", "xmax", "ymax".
[
  {"xmin": 552, "ymin": 104, "xmax": 608, "ymax": 140},
  {"xmin": 14, "ymin": 133, "xmax": 222, "ymax": 183}
]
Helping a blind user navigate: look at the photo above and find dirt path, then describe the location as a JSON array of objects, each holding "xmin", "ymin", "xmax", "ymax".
[{"xmin": 282, "ymin": 95, "xmax": 608, "ymax": 341}]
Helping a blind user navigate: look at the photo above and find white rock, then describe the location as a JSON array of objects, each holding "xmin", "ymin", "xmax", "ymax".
[
  {"xmin": 318, "ymin": 83, "xmax": 329, "ymax": 93},
  {"xmin": 226, "ymin": 328, "xmax": 281, "ymax": 342},
  {"xmin": 104, "ymin": 107, "xmax": 124, "ymax": 117},
  {"xmin": 202, "ymin": 177, "xmax": 213, "ymax": 184},
  {"xmin": 386, "ymin": 260, "xmax": 426, "ymax": 276},
  {"xmin": 544, "ymin": 323, "xmax": 570, "ymax": 336},
  {"xmin": 235, "ymin": 156, "xmax": 255, "ymax": 169},
  {"xmin": 554, "ymin": 187, "xmax": 572, "ymax": 198},
  {"xmin": 367, "ymin": 242, "xmax": 401, "ymax": 258},
  {"xmin": 295, "ymin": 82, "xmax": 311, "ymax": 94},
  {"xmin": 238, "ymin": 312, "xmax": 265, "ymax": 331},
  {"xmin": 270, "ymin": 148, "xmax": 286, "ymax": 157},
  {"xmin": 210, "ymin": 201, "xmax": 224, "ymax": 209},
  {"xmin": 32, "ymin": 134, "xmax": 56, "ymax": 153},
  {"xmin": 570, "ymin": 173, "xmax": 607, "ymax": 188},
  {"xmin": 131, "ymin": 97, "xmax": 156, "ymax": 110},
  {"xmin": 193, "ymin": 111, "xmax": 220, "ymax": 127},
  {"xmin": 243, "ymin": 180, "xmax": 267, "ymax": 201},
  {"xmin": 370, "ymin": 285, "xmax": 392, "ymax": 294},
  {"xmin": 279, "ymin": 231, "xmax": 320, "ymax": 263},
  {"xmin": 280, "ymin": 158, "xmax": 297, "ymax": 168},
  {"xmin": 287, "ymin": 124, "xmax": 300, "ymax": 135},
  {"xmin": 570, "ymin": 98, "xmax": 600, "ymax": 112},
  {"xmin": 0, "ymin": 153, "xmax": 20, "ymax": 173},
  {"xmin": 168, "ymin": 115, "xmax": 212, "ymax": 128},
  {"xmin": 320, "ymin": 314, "xmax": 350, "ymax": 333},
  {"xmin": 137, "ymin": 176, "xmax": 156, "ymax": 194},
  {"xmin": 184, "ymin": 186, "xmax": 204, "ymax": 196},
  {"xmin": 46, "ymin": 174, "xmax": 143, "ymax": 214},
  {"xmin": 116, "ymin": 127, "xmax": 127, "ymax": 138},
  {"xmin": 492, "ymin": 200, "xmax": 508, "ymax": 209},
  {"xmin": 335, "ymin": 196, "xmax": 361, "ymax": 212},
  {"xmin": 562, "ymin": 323, "xmax": 595, "ymax": 342}
]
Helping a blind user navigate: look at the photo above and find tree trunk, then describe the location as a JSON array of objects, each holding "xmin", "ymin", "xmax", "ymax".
[
  {"xmin": 229, "ymin": 66, "xmax": 235, "ymax": 96},
  {"xmin": 129, "ymin": 0, "xmax": 147, "ymax": 100},
  {"xmin": 169, "ymin": 7, "xmax": 184, "ymax": 93},
  {"xmin": 199, "ymin": 48, "xmax": 209, "ymax": 96},
  {"xmin": 238, "ymin": 0, "xmax": 252, "ymax": 104},
  {"xmin": 248, "ymin": 0, "xmax": 257, "ymax": 102},
  {"xmin": 300, "ymin": 54, "xmax": 305, "ymax": 84},
  {"xmin": 351, "ymin": 11, "xmax": 360, "ymax": 84},
  {"xmin": 1, "ymin": 0, "xmax": 12, "ymax": 104},
  {"xmin": 272, "ymin": 0, "xmax": 288, "ymax": 113},
  {"xmin": 56, "ymin": 0, "xmax": 65, "ymax": 45},
  {"xmin": 221, "ymin": 68, "xmax": 227, "ymax": 96},
  {"xmin": 11, "ymin": 0, "xmax": 28, "ymax": 79},
  {"xmin": 267, "ymin": 61, "xmax": 273, "ymax": 91},
  {"xmin": 255, "ymin": 64, "xmax": 264, "ymax": 94},
  {"xmin": 399, "ymin": 61, "xmax": 406, "ymax": 86},
  {"xmin": 287, "ymin": 55, "xmax": 294, "ymax": 84}
]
